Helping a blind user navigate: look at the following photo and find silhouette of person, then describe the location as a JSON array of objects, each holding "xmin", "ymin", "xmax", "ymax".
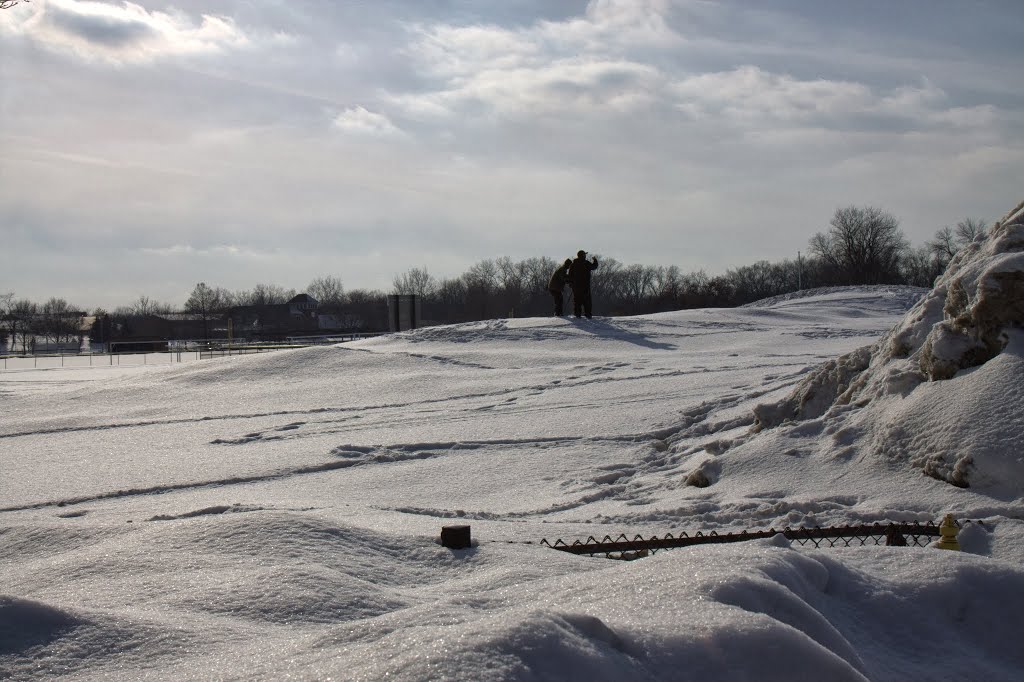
[
  {"xmin": 568, "ymin": 250, "xmax": 599, "ymax": 318},
  {"xmin": 547, "ymin": 258, "xmax": 572, "ymax": 316}
]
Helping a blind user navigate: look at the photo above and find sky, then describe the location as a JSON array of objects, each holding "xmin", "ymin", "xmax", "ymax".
[
  {"xmin": 3, "ymin": 242, "xmax": 1024, "ymax": 679},
  {"xmin": 2, "ymin": 0, "xmax": 1023, "ymax": 310}
]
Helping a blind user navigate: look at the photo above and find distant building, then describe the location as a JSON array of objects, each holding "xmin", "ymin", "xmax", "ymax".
[
  {"xmin": 227, "ymin": 294, "xmax": 321, "ymax": 339},
  {"xmin": 387, "ymin": 295, "xmax": 421, "ymax": 331},
  {"xmin": 91, "ymin": 294, "xmax": 338, "ymax": 348}
]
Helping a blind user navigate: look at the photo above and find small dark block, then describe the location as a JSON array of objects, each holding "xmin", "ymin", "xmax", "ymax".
[
  {"xmin": 441, "ymin": 524, "xmax": 472, "ymax": 549},
  {"xmin": 885, "ymin": 526, "xmax": 908, "ymax": 546}
]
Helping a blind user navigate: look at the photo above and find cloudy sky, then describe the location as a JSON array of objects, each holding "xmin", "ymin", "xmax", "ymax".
[{"xmin": 2, "ymin": 0, "xmax": 1022, "ymax": 310}]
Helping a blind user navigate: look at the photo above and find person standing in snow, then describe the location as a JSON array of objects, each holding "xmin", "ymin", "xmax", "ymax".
[
  {"xmin": 568, "ymin": 250, "xmax": 599, "ymax": 319},
  {"xmin": 547, "ymin": 258, "xmax": 572, "ymax": 316}
]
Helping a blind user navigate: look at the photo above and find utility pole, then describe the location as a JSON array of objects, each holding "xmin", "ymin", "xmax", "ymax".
[{"xmin": 797, "ymin": 251, "xmax": 803, "ymax": 291}]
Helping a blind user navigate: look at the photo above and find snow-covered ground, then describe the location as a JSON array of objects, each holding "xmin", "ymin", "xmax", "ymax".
[{"xmin": 3, "ymin": 280, "xmax": 1023, "ymax": 680}]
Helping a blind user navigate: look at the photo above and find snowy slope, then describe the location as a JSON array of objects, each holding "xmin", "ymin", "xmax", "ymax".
[{"xmin": 3, "ymin": 268, "xmax": 1024, "ymax": 679}]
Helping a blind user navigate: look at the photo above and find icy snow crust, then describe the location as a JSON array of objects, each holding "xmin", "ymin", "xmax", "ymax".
[{"xmin": 3, "ymin": 281, "xmax": 1024, "ymax": 680}]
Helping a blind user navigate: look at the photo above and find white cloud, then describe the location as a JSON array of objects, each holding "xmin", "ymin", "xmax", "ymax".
[
  {"xmin": 397, "ymin": 0, "xmax": 678, "ymax": 119},
  {"xmin": 137, "ymin": 244, "xmax": 198, "ymax": 256},
  {"xmin": 669, "ymin": 66, "xmax": 1001, "ymax": 133},
  {"xmin": 543, "ymin": 0, "xmax": 681, "ymax": 50},
  {"xmin": 671, "ymin": 66, "xmax": 871, "ymax": 122},
  {"xmin": 2, "ymin": 0, "xmax": 251, "ymax": 63},
  {"xmin": 268, "ymin": 30, "xmax": 299, "ymax": 47},
  {"xmin": 930, "ymin": 105, "xmax": 999, "ymax": 129},
  {"xmin": 136, "ymin": 244, "xmax": 268, "ymax": 259},
  {"xmin": 1, "ymin": 0, "xmax": 1020, "ymax": 306},
  {"xmin": 436, "ymin": 59, "xmax": 663, "ymax": 117},
  {"xmin": 396, "ymin": 4, "xmax": 1011, "ymax": 137},
  {"xmin": 332, "ymin": 107, "xmax": 404, "ymax": 137},
  {"xmin": 406, "ymin": 23, "xmax": 539, "ymax": 79}
]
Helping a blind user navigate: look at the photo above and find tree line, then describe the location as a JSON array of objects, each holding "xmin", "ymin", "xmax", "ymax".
[
  {"xmin": 1, "ymin": 206, "xmax": 988, "ymax": 347},
  {"xmin": 393, "ymin": 207, "xmax": 986, "ymax": 321}
]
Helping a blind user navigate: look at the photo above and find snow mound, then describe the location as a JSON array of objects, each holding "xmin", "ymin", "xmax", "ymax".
[
  {"xmin": 150, "ymin": 511, "xmax": 486, "ymax": 625},
  {"xmin": 752, "ymin": 346, "xmax": 873, "ymax": 427},
  {"xmin": 872, "ymin": 199, "xmax": 1024, "ymax": 384},
  {"xmin": 868, "ymin": 335, "xmax": 1024, "ymax": 492},
  {"xmin": 753, "ymin": 200, "xmax": 1024, "ymax": 490},
  {"xmin": 304, "ymin": 542, "xmax": 1024, "ymax": 681},
  {"xmin": 741, "ymin": 285, "xmax": 927, "ymax": 312},
  {"xmin": 0, "ymin": 596, "xmax": 84, "ymax": 656}
]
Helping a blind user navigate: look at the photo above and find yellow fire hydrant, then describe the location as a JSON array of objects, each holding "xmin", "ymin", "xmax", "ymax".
[{"xmin": 935, "ymin": 514, "xmax": 961, "ymax": 551}]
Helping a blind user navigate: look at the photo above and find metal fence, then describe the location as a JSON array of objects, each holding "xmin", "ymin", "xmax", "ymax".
[
  {"xmin": 198, "ymin": 346, "xmax": 295, "ymax": 360},
  {"xmin": 1, "ymin": 333, "xmax": 384, "ymax": 370},
  {"xmin": 540, "ymin": 521, "xmax": 954, "ymax": 560},
  {"xmin": 0, "ymin": 351, "xmax": 203, "ymax": 370},
  {"xmin": 170, "ymin": 333, "xmax": 381, "ymax": 351}
]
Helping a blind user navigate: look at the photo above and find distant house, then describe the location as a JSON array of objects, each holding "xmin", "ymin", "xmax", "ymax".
[
  {"xmin": 96, "ymin": 295, "xmax": 328, "ymax": 348},
  {"xmin": 227, "ymin": 294, "xmax": 320, "ymax": 339},
  {"xmin": 288, "ymin": 294, "xmax": 318, "ymax": 317}
]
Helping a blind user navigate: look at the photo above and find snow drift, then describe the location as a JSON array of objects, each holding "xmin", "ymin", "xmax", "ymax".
[
  {"xmin": 753, "ymin": 200, "xmax": 1024, "ymax": 491},
  {"xmin": 4, "ymin": 234, "xmax": 1024, "ymax": 680}
]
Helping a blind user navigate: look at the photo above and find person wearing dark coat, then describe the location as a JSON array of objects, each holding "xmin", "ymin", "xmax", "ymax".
[
  {"xmin": 568, "ymin": 250, "xmax": 599, "ymax": 318},
  {"xmin": 547, "ymin": 258, "xmax": 573, "ymax": 316}
]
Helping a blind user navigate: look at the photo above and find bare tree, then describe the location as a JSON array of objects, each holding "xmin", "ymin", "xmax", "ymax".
[
  {"xmin": 233, "ymin": 283, "xmax": 294, "ymax": 306},
  {"xmin": 435, "ymin": 277, "xmax": 468, "ymax": 308},
  {"xmin": 653, "ymin": 265, "xmax": 683, "ymax": 301},
  {"xmin": 0, "ymin": 292, "xmax": 13, "ymax": 350},
  {"xmin": 590, "ymin": 256, "xmax": 623, "ymax": 304},
  {"xmin": 345, "ymin": 288, "xmax": 384, "ymax": 306},
  {"xmin": 185, "ymin": 282, "xmax": 226, "ymax": 340},
  {"xmin": 523, "ymin": 256, "xmax": 558, "ymax": 295},
  {"xmin": 462, "ymin": 260, "xmax": 499, "ymax": 318},
  {"xmin": 925, "ymin": 218, "xmax": 988, "ymax": 274},
  {"xmin": 40, "ymin": 298, "xmax": 83, "ymax": 345},
  {"xmin": 343, "ymin": 288, "xmax": 389, "ymax": 330},
  {"xmin": 809, "ymin": 206, "xmax": 908, "ymax": 285},
  {"xmin": 954, "ymin": 218, "xmax": 987, "ymax": 246},
  {"xmin": 307, "ymin": 276, "xmax": 345, "ymax": 308},
  {"xmin": 464, "ymin": 260, "xmax": 498, "ymax": 291},
  {"xmin": 6, "ymin": 299, "xmax": 38, "ymax": 353},
  {"xmin": 122, "ymin": 295, "xmax": 174, "ymax": 317},
  {"xmin": 901, "ymin": 245, "xmax": 946, "ymax": 288},
  {"xmin": 89, "ymin": 308, "xmax": 113, "ymax": 349},
  {"xmin": 496, "ymin": 256, "xmax": 530, "ymax": 309},
  {"xmin": 392, "ymin": 267, "xmax": 437, "ymax": 297},
  {"xmin": 725, "ymin": 260, "xmax": 786, "ymax": 304},
  {"xmin": 927, "ymin": 226, "xmax": 957, "ymax": 262},
  {"xmin": 679, "ymin": 270, "xmax": 711, "ymax": 306},
  {"xmin": 619, "ymin": 264, "xmax": 657, "ymax": 306}
]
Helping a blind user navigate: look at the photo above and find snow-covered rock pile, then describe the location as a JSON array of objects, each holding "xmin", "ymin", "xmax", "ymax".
[
  {"xmin": 916, "ymin": 202, "xmax": 1024, "ymax": 380},
  {"xmin": 753, "ymin": 199, "xmax": 1024, "ymax": 490}
]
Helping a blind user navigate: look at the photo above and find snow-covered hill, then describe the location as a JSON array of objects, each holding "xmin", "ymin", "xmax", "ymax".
[{"xmin": 3, "ymin": 206, "xmax": 1024, "ymax": 680}]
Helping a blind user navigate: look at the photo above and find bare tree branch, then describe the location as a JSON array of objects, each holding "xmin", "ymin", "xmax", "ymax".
[
  {"xmin": 809, "ymin": 206, "xmax": 908, "ymax": 285},
  {"xmin": 307, "ymin": 276, "xmax": 345, "ymax": 307},
  {"xmin": 955, "ymin": 218, "xmax": 988, "ymax": 246}
]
